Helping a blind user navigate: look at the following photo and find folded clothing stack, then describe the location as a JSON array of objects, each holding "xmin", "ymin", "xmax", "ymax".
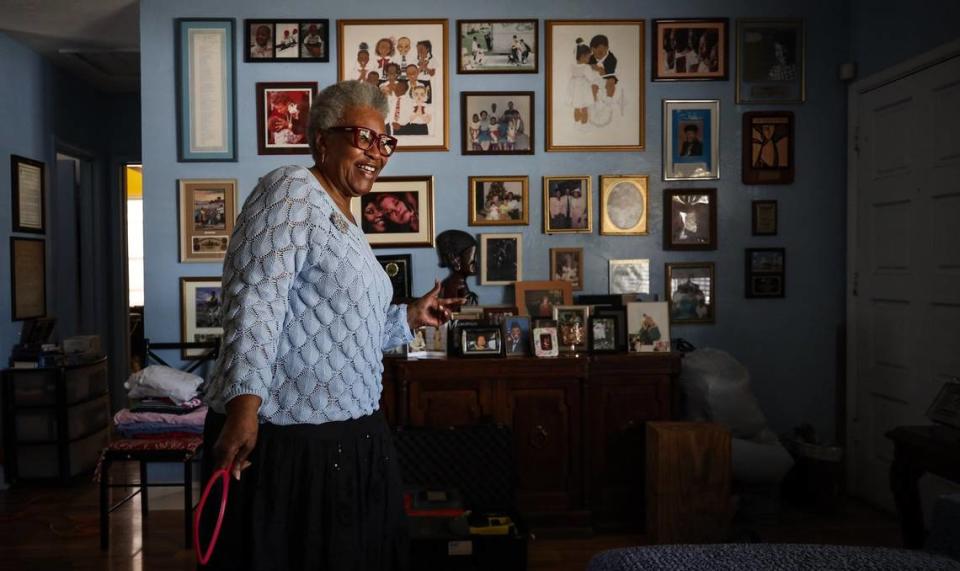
[
  {"xmin": 116, "ymin": 365, "xmax": 208, "ymax": 438},
  {"xmin": 114, "ymin": 405, "xmax": 207, "ymax": 438}
]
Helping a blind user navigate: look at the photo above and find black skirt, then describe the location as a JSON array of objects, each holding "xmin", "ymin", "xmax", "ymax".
[{"xmin": 198, "ymin": 411, "xmax": 408, "ymax": 571}]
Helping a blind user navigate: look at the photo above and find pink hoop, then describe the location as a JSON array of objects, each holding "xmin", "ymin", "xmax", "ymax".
[{"xmin": 193, "ymin": 465, "xmax": 232, "ymax": 566}]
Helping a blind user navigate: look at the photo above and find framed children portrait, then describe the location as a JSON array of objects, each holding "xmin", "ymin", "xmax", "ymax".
[
  {"xmin": 502, "ymin": 315, "xmax": 531, "ymax": 356},
  {"xmin": 550, "ymin": 247, "xmax": 585, "ymax": 291},
  {"xmin": 745, "ymin": 247, "xmax": 786, "ymax": 298},
  {"xmin": 743, "ymin": 111, "xmax": 795, "ymax": 184},
  {"xmin": 469, "ymin": 176, "xmax": 529, "ymax": 226},
  {"xmin": 666, "ymin": 262, "xmax": 715, "ymax": 324},
  {"xmin": 514, "ymin": 280, "xmax": 574, "ymax": 318},
  {"xmin": 664, "ymin": 188, "xmax": 717, "ymax": 250},
  {"xmin": 543, "ymin": 175, "xmax": 592, "ymax": 234},
  {"xmin": 480, "ymin": 233, "xmax": 522, "ymax": 285},
  {"xmin": 736, "ymin": 19, "xmax": 805, "ymax": 104},
  {"xmin": 458, "ymin": 20, "xmax": 538, "ymax": 73},
  {"xmin": 338, "ymin": 19, "xmax": 448, "ymax": 151},
  {"xmin": 255, "ymin": 82, "xmax": 317, "ymax": 155},
  {"xmin": 652, "ymin": 18, "xmax": 728, "ymax": 81},
  {"xmin": 462, "ymin": 92, "xmax": 534, "ymax": 155},
  {"xmin": 460, "ymin": 326, "xmax": 503, "ymax": 357},
  {"xmin": 351, "ymin": 176, "xmax": 435, "ymax": 247},
  {"xmin": 626, "ymin": 301, "xmax": 671, "ymax": 353},
  {"xmin": 589, "ymin": 315, "xmax": 619, "ymax": 353},
  {"xmin": 663, "ymin": 99, "xmax": 720, "ymax": 181},
  {"xmin": 178, "ymin": 179, "xmax": 238, "ymax": 262},
  {"xmin": 752, "ymin": 200, "xmax": 778, "ymax": 236},
  {"xmin": 600, "ymin": 175, "xmax": 648, "ymax": 235},
  {"xmin": 546, "ymin": 20, "xmax": 645, "ymax": 151},
  {"xmin": 376, "ymin": 254, "xmax": 413, "ymax": 301},
  {"xmin": 244, "ymin": 20, "xmax": 330, "ymax": 62},
  {"xmin": 180, "ymin": 277, "xmax": 223, "ymax": 359},
  {"xmin": 609, "ymin": 259, "xmax": 650, "ymax": 294}
]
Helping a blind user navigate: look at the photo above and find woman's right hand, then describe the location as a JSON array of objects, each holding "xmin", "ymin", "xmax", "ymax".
[{"xmin": 213, "ymin": 395, "xmax": 261, "ymax": 480}]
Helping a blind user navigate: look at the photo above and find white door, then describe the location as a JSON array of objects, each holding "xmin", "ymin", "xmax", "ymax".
[{"xmin": 847, "ymin": 46, "xmax": 960, "ymax": 509}]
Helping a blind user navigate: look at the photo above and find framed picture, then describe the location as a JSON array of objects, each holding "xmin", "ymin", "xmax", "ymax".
[
  {"xmin": 338, "ymin": 19, "xmax": 448, "ymax": 151},
  {"xmin": 469, "ymin": 176, "xmax": 529, "ymax": 226},
  {"xmin": 10, "ymin": 237, "xmax": 46, "ymax": 320},
  {"xmin": 532, "ymin": 325, "xmax": 559, "ymax": 358},
  {"xmin": 460, "ymin": 326, "xmax": 503, "ymax": 357},
  {"xmin": 589, "ymin": 315, "xmax": 619, "ymax": 353},
  {"xmin": 609, "ymin": 259, "xmax": 650, "ymax": 294},
  {"xmin": 462, "ymin": 92, "xmax": 534, "ymax": 155},
  {"xmin": 482, "ymin": 306, "xmax": 518, "ymax": 326},
  {"xmin": 600, "ymin": 175, "xmax": 648, "ymax": 235},
  {"xmin": 458, "ymin": 20, "xmax": 538, "ymax": 73},
  {"xmin": 553, "ymin": 304, "xmax": 591, "ymax": 354},
  {"xmin": 180, "ymin": 277, "xmax": 223, "ymax": 359},
  {"xmin": 577, "ymin": 294, "xmax": 626, "ymax": 308},
  {"xmin": 663, "ymin": 99, "xmax": 720, "ymax": 181},
  {"xmin": 351, "ymin": 176, "xmax": 435, "ymax": 247},
  {"xmin": 409, "ymin": 325, "xmax": 447, "ymax": 357},
  {"xmin": 752, "ymin": 200, "xmax": 778, "ymax": 236},
  {"xmin": 383, "ymin": 344, "xmax": 408, "ymax": 358},
  {"xmin": 502, "ymin": 315, "xmax": 531, "ymax": 356},
  {"xmin": 376, "ymin": 254, "xmax": 413, "ymax": 301},
  {"xmin": 927, "ymin": 383, "xmax": 960, "ymax": 429},
  {"xmin": 652, "ymin": 19, "xmax": 728, "ymax": 81},
  {"xmin": 546, "ymin": 20, "xmax": 645, "ymax": 151},
  {"xmin": 626, "ymin": 301, "xmax": 671, "ymax": 352},
  {"xmin": 543, "ymin": 175, "xmax": 592, "ymax": 234},
  {"xmin": 743, "ymin": 111, "xmax": 795, "ymax": 184},
  {"xmin": 11, "ymin": 155, "xmax": 45, "ymax": 234},
  {"xmin": 480, "ymin": 233, "xmax": 522, "ymax": 285},
  {"xmin": 593, "ymin": 306, "xmax": 627, "ymax": 352},
  {"xmin": 664, "ymin": 188, "xmax": 717, "ymax": 250},
  {"xmin": 666, "ymin": 262, "xmax": 715, "ymax": 324},
  {"xmin": 550, "ymin": 247, "xmax": 584, "ymax": 291},
  {"xmin": 178, "ymin": 179, "xmax": 238, "ymax": 263},
  {"xmin": 255, "ymin": 82, "xmax": 317, "ymax": 155},
  {"xmin": 745, "ymin": 247, "xmax": 786, "ymax": 298},
  {"xmin": 514, "ymin": 280, "xmax": 574, "ymax": 318},
  {"xmin": 175, "ymin": 19, "xmax": 237, "ymax": 162},
  {"xmin": 244, "ymin": 20, "xmax": 329, "ymax": 62},
  {"xmin": 736, "ymin": 19, "xmax": 805, "ymax": 104}
]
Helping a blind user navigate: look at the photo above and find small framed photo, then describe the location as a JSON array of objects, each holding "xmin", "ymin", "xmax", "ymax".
[
  {"xmin": 736, "ymin": 19, "xmax": 805, "ymax": 104},
  {"xmin": 245, "ymin": 20, "xmax": 330, "ymax": 62},
  {"xmin": 663, "ymin": 99, "xmax": 720, "ymax": 181},
  {"xmin": 609, "ymin": 259, "xmax": 650, "ymax": 295},
  {"xmin": 515, "ymin": 280, "xmax": 574, "ymax": 318},
  {"xmin": 469, "ymin": 176, "xmax": 529, "ymax": 226},
  {"xmin": 532, "ymin": 325, "xmax": 559, "ymax": 358},
  {"xmin": 376, "ymin": 254, "xmax": 413, "ymax": 301},
  {"xmin": 626, "ymin": 301, "xmax": 671, "ymax": 353},
  {"xmin": 480, "ymin": 233, "xmax": 522, "ymax": 285},
  {"xmin": 460, "ymin": 326, "xmax": 503, "ymax": 357},
  {"xmin": 458, "ymin": 20, "xmax": 538, "ymax": 73},
  {"xmin": 745, "ymin": 248, "xmax": 786, "ymax": 298},
  {"xmin": 752, "ymin": 200, "xmax": 778, "ymax": 236},
  {"xmin": 594, "ymin": 306, "xmax": 627, "ymax": 352},
  {"xmin": 10, "ymin": 237, "xmax": 46, "ymax": 320},
  {"xmin": 483, "ymin": 306, "xmax": 518, "ymax": 326},
  {"xmin": 543, "ymin": 176, "xmax": 592, "ymax": 234},
  {"xmin": 664, "ymin": 188, "xmax": 717, "ymax": 250},
  {"xmin": 255, "ymin": 82, "xmax": 317, "ymax": 155},
  {"xmin": 180, "ymin": 277, "xmax": 223, "ymax": 360},
  {"xmin": 600, "ymin": 175, "xmax": 648, "ymax": 235},
  {"xmin": 11, "ymin": 155, "xmax": 45, "ymax": 234},
  {"xmin": 743, "ymin": 111, "xmax": 795, "ymax": 184},
  {"xmin": 550, "ymin": 248, "xmax": 585, "ymax": 291},
  {"xmin": 409, "ymin": 325, "xmax": 447, "ymax": 357},
  {"xmin": 502, "ymin": 315, "xmax": 531, "ymax": 356},
  {"xmin": 589, "ymin": 315, "xmax": 619, "ymax": 353},
  {"xmin": 666, "ymin": 262, "xmax": 715, "ymax": 324},
  {"xmin": 383, "ymin": 344, "xmax": 409, "ymax": 359},
  {"xmin": 351, "ymin": 176, "xmax": 435, "ymax": 247},
  {"xmin": 462, "ymin": 92, "xmax": 534, "ymax": 155},
  {"xmin": 178, "ymin": 179, "xmax": 238, "ymax": 263},
  {"xmin": 927, "ymin": 383, "xmax": 960, "ymax": 429},
  {"xmin": 553, "ymin": 304, "xmax": 591, "ymax": 354},
  {"xmin": 652, "ymin": 19, "xmax": 728, "ymax": 81}
]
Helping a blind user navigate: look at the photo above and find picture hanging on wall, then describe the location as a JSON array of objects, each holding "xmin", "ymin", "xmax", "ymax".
[
  {"xmin": 663, "ymin": 99, "xmax": 720, "ymax": 181},
  {"xmin": 742, "ymin": 111, "xmax": 795, "ymax": 184},
  {"xmin": 752, "ymin": 200, "xmax": 778, "ymax": 236},
  {"xmin": 480, "ymin": 233, "xmax": 522, "ymax": 285},
  {"xmin": 10, "ymin": 237, "xmax": 46, "ymax": 320},
  {"xmin": 609, "ymin": 259, "xmax": 650, "ymax": 294},
  {"xmin": 651, "ymin": 18, "xmax": 728, "ymax": 81},
  {"xmin": 664, "ymin": 188, "xmax": 717, "ymax": 250},
  {"xmin": 11, "ymin": 155, "xmax": 45, "ymax": 234},
  {"xmin": 376, "ymin": 254, "xmax": 413, "ymax": 301},
  {"xmin": 178, "ymin": 179, "xmax": 238, "ymax": 263},
  {"xmin": 244, "ymin": 20, "xmax": 330, "ymax": 62},
  {"xmin": 546, "ymin": 20, "xmax": 645, "ymax": 151},
  {"xmin": 600, "ymin": 175, "xmax": 648, "ymax": 235},
  {"xmin": 736, "ymin": 19, "xmax": 805, "ymax": 104},
  {"xmin": 543, "ymin": 175, "xmax": 592, "ymax": 234},
  {"xmin": 462, "ymin": 92, "xmax": 534, "ymax": 155},
  {"xmin": 338, "ymin": 19, "xmax": 448, "ymax": 151},
  {"xmin": 350, "ymin": 176, "xmax": 435, "ymax": 247},
  {"xmin": 180, "ymin": 276, "xmax": 223, "ymax": 359},
  {"xmin": 469, "ymin": 176, "xmax": 529, "ymax": 226},
  {"xmin": 665, "ymin": 262, "xmax": 715, "ymax": 324},
  {"xmin": 255, "ymin": 82, "xmax": 317, "ymax": 155},
  {"xmin": 458, "ymin": 20, "xmax": 538, "ymax": 74},
  {"xmin": 550, "ymin": 247, "xmax": 585, "ymax": 291},
  {"xmin": 745, "ymin": 247, "xmax": 786, "ymax": 298}
]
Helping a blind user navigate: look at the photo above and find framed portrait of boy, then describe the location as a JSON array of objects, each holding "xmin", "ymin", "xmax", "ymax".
[
  {"xmin": 666, "ymin": 262, "xmax": 715, "ymax": 324},
  {"xmin": 460, "ymin": 325, "xmax": 503, "ymax": 357},
  {"xmin": 502, "ymin": 315, "xmax": 531, "ymax": 356},
  {"xmin": 663, "ymin": 99, "xmax": 720, "ymax": 180},
  {"xmin": 589, "ymin": 315, "xmax": 619, "ymax": 353},
  {"xmin": 652, "ymin": 19, "xmax": 728, "ymax": 81},
  {"xmin": 469, "ymin": 176, "xmax": 529, "ymax": 226},
  {"xmin": 462, "ymin": 92, "xmax": 534, "ymax": 155},
  {"xmin": 180, "ymin": 277, "xmax": 223, "ymax": 359},
  {"xmin": 752, "ymin": 200, "xmax": 778, "ymax": 236},
  {"xmin": 736, "ymin": 19, "xmax": 805, "ymax": 104},
  {"xmin": 743, "ymin": 111, "xmax": 794, "ymax": 184},
  {"xmin": 479, "ymin": 233, "xmax": 522, "ymax": 285},
  {"xmin": 255, "ymin": 82, "xmax": 316, "ymax": 155},
  {"xmin": 244, "ymin": 20, "xmax": 330, "ymax": 62},
  {"xmin": 514, "ymin": 280, "xmax": 574, "ymax": 318},
  {"xmin": 546, "ymin": 20, "xmax": 645, "ymax": 151},
  {"xmin": 745, "ymin": 247, "xmax": 786, "ymax": 298},
  {"xmin": 626, "ymin": 301, "xmax": 671, "ymax": 353},
  {"xmin": 543, "ymin": 175, "xmax": 592, "ymax": 234},
  {"xmin": 376, "ymin": 254, "xmax": 413, "ymax": 301},
  {"xmin": 664, "ymin": 188, "xmax": 717, "ymax": 250},
  {"xmin": 338, "ymin": 19, "xmax": 448, "ymax": 151},
  {"xmin": 350, "ymin": 176, "xmax": 435, "ymax": 247},
  {"xmin": 550, "ymin": 247, "xmax": 585, "ymax": 291},
  {"xmin": 600, "ymin": 175, "xmax": 648, "ymax": 235},
  {"xmin": 458, "ymin": 20, "xmax": 538, "ymax": 74},
  {"xmin": 178, "ymin": 179, "xmax": 238, "ymax": 262}
]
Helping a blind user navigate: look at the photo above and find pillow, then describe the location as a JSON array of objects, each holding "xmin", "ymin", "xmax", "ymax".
[{"xmin": 125, "ymin": 365, "xmax": 203, "ymax": 404}]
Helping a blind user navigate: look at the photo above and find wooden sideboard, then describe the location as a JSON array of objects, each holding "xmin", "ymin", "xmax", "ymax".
[{"xmin": 380, "ymin": 353, "xmax": 682, "ymax": 528}]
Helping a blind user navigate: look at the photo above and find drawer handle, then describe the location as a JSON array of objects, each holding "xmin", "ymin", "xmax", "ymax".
[{"xmin": 530, "ymin": 424, "xmax": 549, "ymax": 449}]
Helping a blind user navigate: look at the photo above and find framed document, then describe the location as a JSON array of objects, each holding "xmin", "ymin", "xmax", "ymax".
[
  {"xmin": 736, "ymin": 19, "xmax": 805, "ymax": 104},
  {"xmin": 178, "ymin": 179, "xmax": 238, "ymax": 262},
  {"xmin": 10, "ymin": 237, "xmax": 46, "ymax": 320},
  {"xmin": 11, "ymin": 155, "xmax": 45, "ymax": 234},
  {"xmin": 175, "ymin": 19, "xmax": 237, "ymax": 162}
]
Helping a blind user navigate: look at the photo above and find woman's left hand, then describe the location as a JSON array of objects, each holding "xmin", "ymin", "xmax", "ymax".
[{"xmin": 407, "ymin": 280, "xmax": 463, "ymax": 329}]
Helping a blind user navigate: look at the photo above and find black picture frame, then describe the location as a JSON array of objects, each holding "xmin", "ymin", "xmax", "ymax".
[
  {"xmin": 593, "ymin": 307, "xmax": 627, "ymax": 352},
  {"xmin": 459, "ymin": 325, "xmax": 504, "ymax": 357},
  {"xmin": 11, "ymin": 155, "xmax": 45, "ymax": 234},
  {"xmin": 461, "ymin": 91, "xmax": 535, "ymax": 156},
  {"xmin": 745, "ymin": 247, "xmax": 786, "ymax": 298},
  {"xmin": 588, "ymin": 315, "xmax": 619, "ymax": 353},
  {"xmin": 376, "ymin": 254, "xmax": 413, "ymax": 301},
  {"xmin": 244, "ymin": 19, "xmax": 330, "ymax": 62}
]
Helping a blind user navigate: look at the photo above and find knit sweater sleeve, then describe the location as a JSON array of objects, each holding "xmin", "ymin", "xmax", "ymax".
[{"xmin": 382, "ymin": 303, "xmax": 414, "ymax": 351}]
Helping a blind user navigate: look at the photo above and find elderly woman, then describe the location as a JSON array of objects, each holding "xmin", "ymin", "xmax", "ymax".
[{"xmin": 199, "ymin": 80, "xmax": 458, "ymax": 570}]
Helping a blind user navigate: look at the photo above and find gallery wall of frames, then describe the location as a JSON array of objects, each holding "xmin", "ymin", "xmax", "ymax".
[{"xmin": 140, "ymin": 1, "xmax": 850, "ymax": 432}]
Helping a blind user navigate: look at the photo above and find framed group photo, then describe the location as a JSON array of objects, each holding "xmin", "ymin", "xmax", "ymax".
[
  {"xmin": 664, "ymin": 188, "xmax": 717, "ymax": 250},
  {"xmin": 736, "ymin": 19, "xmax": 805, "ymax": 104},
  {"xmin": 462, "ymin": 91, "xmax": 534, "ymax": 155},
  {"xmin": 663, "ymin": 99, "xmax": 720, "ymax": 180},
  {"xmin": 458, "ymin": 20, "xmax": 538, "ymax": 73},
  {"xmin": 480, "ymin": 233, "xmax": 522, "ymax": 285},
  {"xmin": 245, "ymin": 20, "xmax": 329, "ymax": 62},
  {"xmin": 745, "ymin": 247, "xmax": 786, "ymax": 298},
  {"xmin": 600, "ymin": 175, "xmax": 648, "ymax": 235},
  {"xmin": 515, "ymin": 280, "xmax": 573, "ymax": 318},
  {"xmin": 178, "ymin": 179, "xmax": 238, "ymax": 262},
  {"xmin": 469, "ymin": 176, "xmax": 529, "ymax": 226},
  {"xmin": 11, "ymin": 155, "xmax": 45, "ymax": 234},
  {"xmin": 352, "ymin": 176, "xmax": 435, "ymax": 247},
  {"xmin": 376, "ymin": 254, "xmax": 413, "ymax": 301},
  {"xmin": 550, "ymin": 247, "xmax": 584, "ymax": 291},
  {"xmin": 255, "ymin": 82, "xmax": 316, "ymax": 155},
  {"xmin": 666, "ymin": 262, "xmax": 715, "ymax": 324},
  {"xmin": 543, "ymin": 175, "xmax": 592, "ymax": 234},
  {"xmin": 180, "ymin": 276, "xmax": 223, "ymax": 359},
  {"xmin": 652, "ymin": 18, "xmax": 728, "ymax": 81},
  {"xmin": 743, "ymin": 111, "xmax": 795, "ymax": 184}
]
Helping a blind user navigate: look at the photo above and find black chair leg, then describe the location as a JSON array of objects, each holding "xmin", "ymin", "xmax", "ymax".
[
  {"xmin": 184, "ymin": 457, "xmax": 194, "ymax": 549},
  {"xmin": 99, "ymin": 459, "xmax": 111, "ymax": 550},
  {"xmin": 139, "ymin": 461, "xmax": 149, "ymax": 519}
]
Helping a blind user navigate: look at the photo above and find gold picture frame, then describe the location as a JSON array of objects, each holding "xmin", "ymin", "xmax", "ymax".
[
  {"xmin": 178, "ymin": 179, "xmax": 239, "ymax": 263},
  {"xmin": 468, "ymin": 176, "xmax": 529, "ymax": 226},
  {"xmin": 543, "ymin": 175, "xmax": 592, "ymax": 234},
  {"xmin": 599, "ymin": 175, "xmax": 648, "ymax": 235}
]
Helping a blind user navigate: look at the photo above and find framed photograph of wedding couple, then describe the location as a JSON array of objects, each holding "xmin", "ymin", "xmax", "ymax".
[
  {"xmin": 745, "ymin": 247, "xmax": 786, "ymax": 298},
  {"xmin": 663, "ymin": 99, "xmax": 720, "ymax": 181},
  {"xmin": 462, "ymin": 92, "xmax": 534, "ymax": 155},
  {"xmin": 11, "ymin": 155, "xmax": 45, "ymax": 234},
  {"xmin": 664, "ymin": 188, "xmax": 717, "ymax": 250},
  {"xmin": 651, "ymin": 19, "xmax": 728, "ymax": 81},
  {"xmin": 180, "ymin": 277, "xmax": 223, "ymax": 359},
  {"xmin": 743, "ymin": 111, "xmax": 795, "ymax": 184},
  {"xmin": 600, "ymin": 175, "xmax": 648, "ymax": 235},
  {"xmin": 469, "ymin": 176, "xmax": 529, "ymax": 226},
  {"xmin": 458, "ymin": 20, "xmax": 538, "ymax": 74},
  {"xmin": 178, "ymin": 179, "xmax": 238, "ymax": 262},
  {"xmin": 666, "ymin": 262, "xmax": 715, "ymax": 324},
  {"xmin": 546, "ymin": 20, "xmax": 645, "ymax": 151},
  {"xmin": 543, "ymin": 176, "xmax": 592, "ymax": 234},
  {"xmin": 244, "ymin": 20, "xmax": 329, "ymax": 62},
  {"xmin": 376, "ymin": 254, "xmax": 413, "ymax": 301},
  {"xmin": 175, "ymin": 19, "xmax": 237, "ymax": 162},
  {"xmin": 255, "ymin": 82, "xmax": 316, "ymax": 155},
  {"xmin": 338, "ymin": 19, "xmax": 449, "ymax": 151},
  {"xmin": 550, "ymin": 247, "xmax": 584, "ymax": 291},
  {"xmin": 736, "ymin": 19, "xmax": 805, "ymax": 104},
  {"xmin": 351, "ymin": 176, "xmax": 435, "ymax": 247},
  {"xmin": 480, "ymin": 233, "xmax": 522, "ymax": 285}
]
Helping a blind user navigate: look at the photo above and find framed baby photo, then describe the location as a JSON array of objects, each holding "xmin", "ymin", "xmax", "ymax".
[
  {"xmin": 600, "ymin": 175, "xmax": 648, "ymax": 235},
  {"xmin": 743, "ymin": 111, "xmax": 795, "ymax": 185},
  {"xmin": 462, "ymin": 91, "xmax": 534, "ymax": 155},
  {"xmin": 458, "ymin": 20, "xmax": 538, "ymax": 74},
  {"xmin": 664, "ymin": 188, "xmax": 717, "ymax": 250},
  {"xmin": 553, "ymin": 304, "xmax": 591, "ymax": 354},
  {"xmin": 480, "ymin": 233, "xmax": 522, "ymax": 285},
  {"xmin": 589, "ymin": 315, "xmax": 619, "ymax": 353},
  {"xmin": 550, "ymin": 247, "xmax": 585, "ymax": 291},
  {"xmin": 666, "ymin": 262, "xmax": 715, "ymax": 324},
  {"xmin": 626, "ymin": 301, "xmax": 671, "ymax": 353},
  {"xmin": 460, "ymin": 326, "xmax": 504, "ymax": 357},
  {"xmin": 178, "ymin": 179, "xmax": 238, "ymax": 263},
  {"xmin": 180, "ymin": 277, "xmax": 223, "ymax": 360},
  {"xmin": 532, "ymin": 325, "xmax": 560, "ymax": 358},
  {"xmin": 351, "ymin": 176, "xmax": 435, "ymax": 247},
  {"xmin": 546, "ymin": 20, "xmax": 645, "ymax": 151},
  {"xmin": 609, "ymin": 259, "xmax": 650, "ymax": 295},
  {"xmin": 515, "ymin": 280, "xmax": 574, "ymax": 318},
  {"xmin": 376, "ymin": 254, "xmax": 413, "ymax": 301},
  {"xmin": 543, "ymin": 175, "xmax": 592, "ymax": 234},
  {"xmin": 736, "ymin": 19, "xmax": 805, "ymax": 104},
  {"xmin": 745, "ymin": 247, "xmax": 786, "ymax": 298},
  {"xmin": 752, "ymin": 200, "xmax": 778, "ymax": 236},
  {"xmin": 652, "ymin": 19, "xmax": 728, "ymax": 81},
  {"xmin": 469, "ymin": 176, "xmax": 529, "ymax": 226},
  {"xmin": 338, "ymin": 19, "xmax": 448, "ymax": 151},
  {"xmin": 502, "ymin": 315, "xmax": 531, "ymax": 356},
  {"xmin": 244, "ymin": 20, "xmax": 330, "ymax": 62},
  {"xmin": 255, "ymin": 82, "xmax": 317, "ymax": 155},
  {"xmin": 663, "ymin": 99, "xmax": 720, "ymax": 181}
]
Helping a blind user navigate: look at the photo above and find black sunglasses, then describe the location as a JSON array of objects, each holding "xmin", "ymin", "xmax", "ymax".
[{"xmin": 326, "ymin": 126, "xmax": 398, "ymax": 157}]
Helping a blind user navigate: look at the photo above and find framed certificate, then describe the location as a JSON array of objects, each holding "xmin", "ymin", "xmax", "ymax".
[
  {"xmin": 10, "ymin": 237, "xmax": 46, "ymax": 320},
  {"xmin": 11, "ymin": 155, "xmax": 45, "ymax": 234}
]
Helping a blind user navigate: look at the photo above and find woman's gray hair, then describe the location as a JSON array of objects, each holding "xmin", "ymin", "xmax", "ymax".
[{"xmin": 307, "ymin": 80, "xmax": 390, "ymax": 159}]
